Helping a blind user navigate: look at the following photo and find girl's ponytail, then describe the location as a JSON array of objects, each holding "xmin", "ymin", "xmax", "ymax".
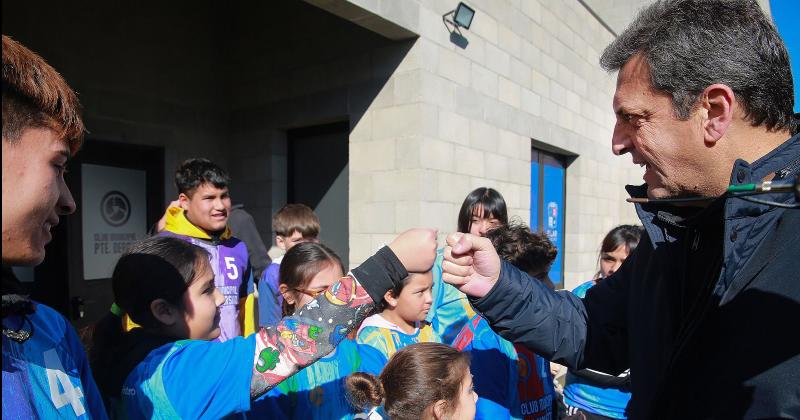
[{"xmin": 346, "ymin": 372, "xmax": 385, "ymax": 410}]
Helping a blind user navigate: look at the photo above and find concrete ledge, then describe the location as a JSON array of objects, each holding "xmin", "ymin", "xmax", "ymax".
[{"xmin": 305, "ymin": 0, "xmax": 418, "ymax": 40}]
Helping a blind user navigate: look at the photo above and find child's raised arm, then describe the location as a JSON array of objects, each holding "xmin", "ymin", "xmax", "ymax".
[{"xmin": 249, "ymin": 228, "xmax": 437, "ymax": 398}]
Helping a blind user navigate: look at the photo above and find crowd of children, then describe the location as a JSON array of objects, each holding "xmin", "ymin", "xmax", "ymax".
[
  {"xmin": 0, "ymin": 50, "xmax": 634, "ymax": 419},
  {"xmin": 88, "ymin": 159, "xmax": 639, "ymax": 419}
]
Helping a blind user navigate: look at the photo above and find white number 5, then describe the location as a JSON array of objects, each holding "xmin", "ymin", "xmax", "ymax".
[{"xmin": 224, "ymin": 257, "xmax": 239, "ymax": 280}]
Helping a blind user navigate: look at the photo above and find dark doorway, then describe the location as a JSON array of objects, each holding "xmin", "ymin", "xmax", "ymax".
[
  {"xmin": 33, "ymin": 140, "xmax": 164, "ymax": 329},
  {"xmin": 288, "ymin": 122, "xmax": 349, "ymax": 267}
]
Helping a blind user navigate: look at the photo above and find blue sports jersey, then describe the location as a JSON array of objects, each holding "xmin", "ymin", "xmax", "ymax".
[
  {"xmin": 2, "ymin": 302, "xmax": 107, "ymax": 419},
  {"xmin": 356, "ymin": 314, "xmax": 442, "ymax": 375},
  {"xmin": 563, "ymin": 280, "xmax": 631, "ymax": 419},
  {"xmin": 426, "ymin": 251, "xmax": 476, "ymax": 345},
  {"xmin": 454, "ymin": 315, "xmax": 555, "ymax": 420},
  {"xmin": 252, "ymin": 339, "xmax": 361, "ymax": 419},
  {"xmin": 116, "ymin": 335, "xmax": 255, "ymax": 419},
  {"xmin": 454, "ymin": 315, "xmax": 520, "ymax": 419}
]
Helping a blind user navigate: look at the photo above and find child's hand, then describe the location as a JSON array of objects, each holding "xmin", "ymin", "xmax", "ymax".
[
  {"xmin": 442, "ymin": 232, "xmax": 501, "ymax": 298},
  {"xmin": 389, "ymin": 228, "xmax": 438, "ymax": 272}
]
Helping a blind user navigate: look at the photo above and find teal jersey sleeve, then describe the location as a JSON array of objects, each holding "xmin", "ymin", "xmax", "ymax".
[
  {"xmin": 122, "ymin": 336, "xmax": 255, "ymax": 419},
  {"xmin": 427, "ymin": 250, "xmax": 476, "ymax": 345}
]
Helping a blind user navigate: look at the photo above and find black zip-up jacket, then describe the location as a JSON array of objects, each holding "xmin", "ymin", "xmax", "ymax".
[{"xmin": 471, "ymin": 133, "xmax": 800, "ymax": 419}]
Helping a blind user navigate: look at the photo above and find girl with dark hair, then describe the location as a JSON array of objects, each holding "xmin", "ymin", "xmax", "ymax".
[
  {"xmin": 564, "ymin": 225, "xmax": 643, "ymax": 419},
  {"xmin": 457, "ymin": 187, "xmax": 509, "ymax": 236},
  {"xmin": 426, "ymin": 187, "xmax": 510, "ymax": 347},
  {"xmin": 252, "ymin": 242, "xmax": 362, "ymax": 419},
  {"xmin": 347, "ymin": 342, "xmax": 477, "ymax": 420},
  {"xmin": 89, "ymin": 230, "xmax": 437, "ymax": 418}
]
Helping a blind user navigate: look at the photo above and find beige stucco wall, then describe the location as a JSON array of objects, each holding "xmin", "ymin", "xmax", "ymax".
[{"xmin": 325, "ymin": 0, "xmax": 645, "ymax": 288}]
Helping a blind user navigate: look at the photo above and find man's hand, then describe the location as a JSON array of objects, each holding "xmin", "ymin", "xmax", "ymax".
[
  {"xmin": 389, "ymin": 228, "xmax": 438, "ymax": 272},
  {"xmin": 442, "ymin": 232, "xmax": 501, "ymax": 298}
]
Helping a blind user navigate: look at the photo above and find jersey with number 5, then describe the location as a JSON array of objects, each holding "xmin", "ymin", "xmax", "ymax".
[
  {"xmin": 2, "ymin": 302, "xmax": 107, "ymax": 419},
  {"xmin": 160, "ymin": 230, "xmax": 252, "ymax": 342}
]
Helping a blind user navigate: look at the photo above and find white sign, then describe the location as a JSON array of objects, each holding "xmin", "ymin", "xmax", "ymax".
[{"xmin": 81, "ymin": 164, "xmax": 147, "ymax": 280}]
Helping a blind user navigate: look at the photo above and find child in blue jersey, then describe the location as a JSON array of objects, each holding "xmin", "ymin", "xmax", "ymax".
[
  {"xmin": 259, "ymin": 204, "xmax": 320, "ymax": 327},
  {"xmin": 2, "ymin": 35, "xmax": 107, "ymax": 419},
  {"xmin": 89, "ymin": 230, "xmax": 439, "ymax": 419},
  {"xmin": 347, "ymin": 342, "xmax": 477, "ymax": 420},
  {"xmin": 452, "ymin": 223, "xmax": 559, "ymax": 420},
  {"xmin": 251, "ymin": 242, "xmax": 361, "ymax": 419},
  {"xmin": 427, "ymin": 187, "xmax": 509, "ymax": 346},
  {"xmin": 564, "ymin": 225, "xmax": 642, "ymax": 420},
  {"xmin": 356, "ymin": 268, "xmax": 439, "ymax": 375}
]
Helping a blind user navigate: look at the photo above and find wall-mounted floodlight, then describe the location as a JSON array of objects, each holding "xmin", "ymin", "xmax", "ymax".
[{"xmin": 443, "ymin": 2, "xmax": 475, "ymax": 31}]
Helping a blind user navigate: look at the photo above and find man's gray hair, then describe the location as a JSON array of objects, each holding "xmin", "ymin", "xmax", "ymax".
[{"xmin": 601, "ymin": 0, "xmax": 797, "ymax": 134}]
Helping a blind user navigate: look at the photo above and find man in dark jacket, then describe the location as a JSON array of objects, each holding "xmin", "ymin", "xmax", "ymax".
[{"xmin": 442, "ymin": 1, "xmax": 800, "ymax": 418}]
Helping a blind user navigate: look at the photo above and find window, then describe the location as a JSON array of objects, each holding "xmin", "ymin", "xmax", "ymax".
[{"xmin": 530, "ymin": 146, "xmax": 570, "ymax": 288}]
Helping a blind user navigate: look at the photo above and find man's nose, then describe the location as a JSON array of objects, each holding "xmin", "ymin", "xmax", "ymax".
[
  {"xmin": 214, "ymin": 288, "xmax": 225, "ymax": 306},
  {"xmin": 58, "ymin": 181, "xmax": 77, "ymax": 215},
  {"xmin": 612, "ymin": 123, "xmax": 633, "ymax": 156}
]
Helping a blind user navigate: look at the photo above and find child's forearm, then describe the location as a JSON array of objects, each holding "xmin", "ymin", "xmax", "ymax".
[
  {"xmin": 249, "ymin": 246, "xmax": 407, "ymax": 398},
  {"xmin": 249, "ymin": 275, "xmax": 373, "ymax": 398},
  {"xmin": 247, "ymin": 232, "xmax": 437, "ymax": 398}
]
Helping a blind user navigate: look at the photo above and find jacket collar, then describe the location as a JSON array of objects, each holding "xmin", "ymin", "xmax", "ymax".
[
  {"xmin": 163, "ymin": 206, "xmax": 232, "ymax": 241},
  {"xmin": 628, "ymin": 132, "xmax": 800, "ymax": 246}
]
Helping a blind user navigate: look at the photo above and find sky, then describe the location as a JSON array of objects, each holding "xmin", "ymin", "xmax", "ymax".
[{"xmin": 770, "ymin": 0, "xmax": 800, "ymax": 112}]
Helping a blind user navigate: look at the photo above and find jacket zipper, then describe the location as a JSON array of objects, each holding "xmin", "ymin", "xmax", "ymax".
[{"xmin": 775, "ymin": 156, "xmax": 800, "ymax": 179}]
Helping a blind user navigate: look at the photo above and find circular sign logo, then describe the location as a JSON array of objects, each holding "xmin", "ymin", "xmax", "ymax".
[{"xmin": 100, "ymin": 191, "xmax": 131, "ymax": 227}]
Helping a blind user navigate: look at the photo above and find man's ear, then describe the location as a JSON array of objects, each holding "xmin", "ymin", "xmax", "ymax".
[
  {"xmin": 701, "ymin": 83, "xmax": 735, "ymax": 145},
  {"xmin": 432, "ymin": 400, "xmax": 449, "ymax": 420},
  {"xmin": 178, "ymin": 192, "xmax": 190, "ymax": 210},
  {"xmin": 279, "ymin": 284, "xmax": 295, "ymax": 305},
  {"xmin": 275, "ymin": 236, "xmax": 287, "ymax": 251},
  {"xmin": 150, "ymin": 299, "xmax": 179, "ymax": 326},
  {"xmin": 383, "ymin": 290, "xmax": 398, "ymax": 309}
]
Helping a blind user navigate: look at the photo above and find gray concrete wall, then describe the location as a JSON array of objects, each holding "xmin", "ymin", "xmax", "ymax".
[
  {"xmin": 224, "ymin": 1, "xmax": 411, "ymax": 247},
  {"xmin": 2, "ymin": 2, "xmax": 231, "ymax": 200}
]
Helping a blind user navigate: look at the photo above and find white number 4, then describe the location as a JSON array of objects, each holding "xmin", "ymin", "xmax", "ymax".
[
  {"xmin": 224, "ymin": 256, "xmax": 239, "ymax": 280},
  {"xmin": 44, "ymin": 348, "xmax": 86, "ymax": 416}
]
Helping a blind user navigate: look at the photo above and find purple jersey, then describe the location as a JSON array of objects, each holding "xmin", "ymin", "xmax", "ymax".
[{"xmin": 159, "ymin": 231, "xmax": 251, "ymax": 341}]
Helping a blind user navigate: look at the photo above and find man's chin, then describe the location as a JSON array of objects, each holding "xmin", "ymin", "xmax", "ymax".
[
  {"xmin": 645, "ymin": 183, "xmax": 678, "ymax": 200},
  {"xmin": 2, "ymin": 247, "xmax": 46, "ymax": 267}
]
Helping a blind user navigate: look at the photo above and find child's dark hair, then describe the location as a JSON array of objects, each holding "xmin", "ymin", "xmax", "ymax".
[
  {"xmin": 272, "ymin": 203, "xmax": 320, "ymax": 238},
  {"xmin": 486, "ymin": 222, "xmax": 558, "ymax": 278},
  {"xmin": 90, "ymin": 236, "xmax": 209, "ymax": 399},
  {"xmin": 346, "ymin": 342, "xmax": 470, "ymax": 420},
  {"xmin": 457, "ymin": 187, "xmax": 508, "ymax": 233},
  {"xmin": 279, "ymin": 241, "xmax": 344, "ymax": 316},
  {"xmin": 174, "ymin": 158, "xmax": 230, "ymax": 196},
  {"xmin": 596, "ymin": 224, "xmax": 643, "ymax": 278},
  {"xmin": 601, "ymin": 224, "xmax": 643, "ymax": 255}
]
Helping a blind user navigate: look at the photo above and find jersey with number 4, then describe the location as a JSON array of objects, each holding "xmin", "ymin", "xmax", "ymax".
[{"xmin": 2, "ymin": 302, "xmax": 107, "ymax": 419}]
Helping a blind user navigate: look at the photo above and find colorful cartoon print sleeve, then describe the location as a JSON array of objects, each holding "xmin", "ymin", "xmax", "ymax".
[{"xmin": 250, "ymin": 275, "xmax": 376, "ymax": 398}]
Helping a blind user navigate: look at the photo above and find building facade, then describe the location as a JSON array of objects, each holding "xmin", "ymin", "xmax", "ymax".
[{"xmin": 2, "ymin": 0, "xmax": 773, "ymax": 324}]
